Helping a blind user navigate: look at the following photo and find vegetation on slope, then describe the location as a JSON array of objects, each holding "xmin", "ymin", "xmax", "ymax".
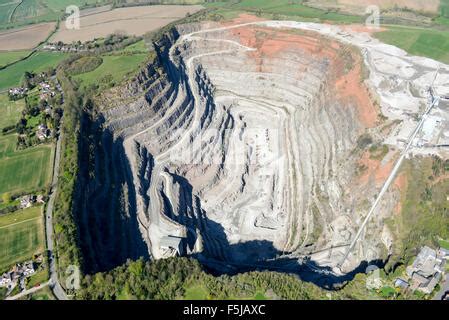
[
  {"xmin": 75, "ymin": 257, "xmax": 331, "ymax": 300},
  {"xmin": 74, "ymin": 54, "xmax": 147, "ymax": 90},
  {"xmin": 64, "ymin": 56, "xmax": 103, "ymax": 76},
  {"xmin": 51, "ymin": 68, "xmax": 84, "ymax": 283},
  {"xmin": 51, "ymin": 38, "xmax": 153, "ymax": 286},
  {"xmin": 386, "ymin": 156, "xmax": 449, "ymax": 271},
  {"xmin": 76, "ymin": 256, "xmax": 429, "ymax": 300}
]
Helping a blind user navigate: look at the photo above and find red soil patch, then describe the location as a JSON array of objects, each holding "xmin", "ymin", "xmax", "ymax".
[
  {"xmin": 225, "ymin": 13, "xmax": 266, "ymax": 25},
  {"xmin": 225, "ymin": 21, "xmax": 378, "ymax": 128},
  {"xmin": 226, "ymin": 24, "xmax": 341, "ymax": 77},
  {"xmin": 358, "ymin": 151, "xmax": 394, "ymax": 186},
  {"xmin": 336, "ymin": 59, "xmax": 378, "ymax": 128},
  {"xmin": 229, "ymin": 26, "xmax": 330, "ymax": 57},
  {"xmin": 358, "ymin": 150, "xmax": 407, "ymax": 212}
]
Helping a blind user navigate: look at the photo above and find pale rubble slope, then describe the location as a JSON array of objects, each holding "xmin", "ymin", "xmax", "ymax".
[{"xmin": 97, "ymin": 20, "xmax": 449, "ymax": 274}]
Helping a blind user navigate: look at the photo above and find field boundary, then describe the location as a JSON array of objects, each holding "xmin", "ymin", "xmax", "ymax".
[
  {"xmin": 8, "ymin": 0, "xmax": 23, "ymax": 24},
  {"xmin": 0, "ymin": 19, "xmax": 59, "ymax": 71},
  {"xmin": 0, "ymin": 206, "xmax": 45, "ymax": 273},
  {"xmin": 0, "ymin": 216, "xmax": 40, "ymax": 230}
]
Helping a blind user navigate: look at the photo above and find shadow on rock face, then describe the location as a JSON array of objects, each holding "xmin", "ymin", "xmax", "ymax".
[
  {"xmin": 157, "ymin": 171, "xmax": 387, "ymax": 290},
  {"xmin": 76, "ymin": 115, "xmax": 386, "ymax": 290},
  {"xmin": 194, "ymin": 248, "xmax": 386, "ymax": 290},
  {"xmin": 75, "ymin": 117, "xmax": 149, "ymax": 275}
]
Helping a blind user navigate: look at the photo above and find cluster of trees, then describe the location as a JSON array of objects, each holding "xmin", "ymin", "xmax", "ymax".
[
  {"xmin": 52, "ymin": 68, "xmax": 85, "ymax": 284},
  {"xmin": 64, "ymin": 55, "xmax": 103, "ymax": 76},
  {"xmin": 50, "ymin": 32, "xmax": 148, "ymax": 288},
  {"xmin": 430, "ymin": 155, "xmax": 449, "ymax": 177},
  {"xmin": 49, "ymin": 35, "xmax": 142, "ymax": 55},
  {"xmin": 77, "ymin": 256, "xmax": 415, "ymax": 300},
  {"xmin": 95, "ymin": 35, "xmax": 142, "ymax": 54},
  {"xmin": 20, "ymin": 70, "xmax": 54, "ymax": 91},
  {"xmin": 75, "ymin": 257, "xmax": 334, "ymax": 300},
  {"xmin": 17, "ymin": 77, "xmax": 62, "ymax": 148}
]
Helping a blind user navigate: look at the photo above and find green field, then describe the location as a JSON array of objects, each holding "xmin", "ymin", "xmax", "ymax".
[
  {"xmin": 0, "ymin": 93, "xmax": 25, "ymax": 129},
  {"xmin": 205, "ymin": 0, "xmax": 362, "ymax": 23},
  {"xmin": 0, "ymin": 206, "xmax": 44, "ymax": 273},
  {"xmin": 0, "ymin": 50, "xmax": 30, "ymax": 68},
  {"xmin": 43, "ymin": 0, "xmax": 108, "ymax": 12},
  {"xmin": 1, "ymin": 0, "xmax": 102, "ymax": 29},
  {"xmin": 74, "ymin": 53, "xmax": 147, "ymax": 89},
  {"xmin": 0, "ymin": 134, "xmax": 53, "ymax": 195},
  {"xmin": 0, "ymin": 51, "xmax": 67, "ymax": 91},
  {"xmin": 0, "ymin": 0, "xmax": 18, "ymax": 25},
  {"xmin": 0, "ymin": 134, "xmax": 17, "ymax": 158},
  {"xmin": 10, "ymin": 0, "xmax": 51, "ymax": 24},
  {"xmin": 374, "ymin": 25, "xmax": 449, "ymax": 64},
  {"xmin": 118, "ymin": 40, "xmax": 149, "ymax": 54}
]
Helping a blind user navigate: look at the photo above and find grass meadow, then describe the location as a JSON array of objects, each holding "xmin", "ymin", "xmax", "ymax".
[
  {"xmin": 74, "ymin": 53, "xmax": 147, "ymax": 89},
  {"xmin": 0, "ymin": 134, "xmax": 53, "ymax": 195},
  {"xmin": 0, "ymin": 206, "xmax": 45, "ymax": 273},
  {"xmin": 0, "ymin": 93, "xmax": 24, "ymax": 129},
  {"xmin": 374, "ymin": 25, "xmax": 449, "ymax": 64},
  {"xmin": 0, "ymin": 51, "xmax": 67, "ymax": 91}
]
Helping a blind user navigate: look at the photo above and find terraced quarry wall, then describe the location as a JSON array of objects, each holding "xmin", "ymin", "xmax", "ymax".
[
  {"xmin": 72, "ymin": 19, "xmax": 401, "ymax": 277},
  {"xmin": 76, "ymin": 15, "xmax": 449, "ymax": 278}
]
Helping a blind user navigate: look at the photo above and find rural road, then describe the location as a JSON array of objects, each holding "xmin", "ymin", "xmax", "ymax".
[
  {"xmin": 45, "ymin": 130, "xmax": 68, "ymax": 300},
  {"xmin": 5, "ymin": 281, "xmax": 50, "ymax": 300}
]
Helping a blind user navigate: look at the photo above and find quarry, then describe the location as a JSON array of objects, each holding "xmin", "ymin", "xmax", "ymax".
[{"xmin": 83, "ymin": 15, "xmax": 449, "ymax": 283}]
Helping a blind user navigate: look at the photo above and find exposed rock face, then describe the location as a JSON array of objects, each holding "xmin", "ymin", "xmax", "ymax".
[
  {"xmin": 86, "ymin": 19, "xmax": 449, "ymax": 275},
  {"xmin": 88, "ymin": 21, "xmax": 388, "ymax": 274}
]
